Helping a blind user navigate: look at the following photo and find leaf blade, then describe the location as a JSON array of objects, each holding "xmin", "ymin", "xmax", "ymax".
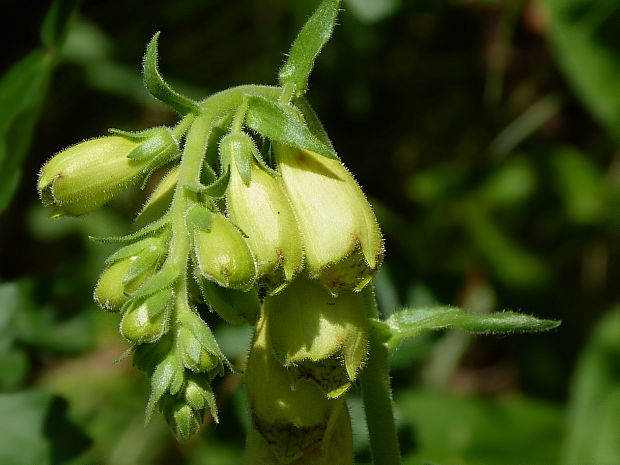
[{"xmin": 385, "ymin": 306, "xmax": 560, "ymax": 349}]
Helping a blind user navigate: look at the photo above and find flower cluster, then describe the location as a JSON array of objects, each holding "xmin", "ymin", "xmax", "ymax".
[{"xmin": 37, "ymin": 2, "xmax": 382, "ymax": 462}]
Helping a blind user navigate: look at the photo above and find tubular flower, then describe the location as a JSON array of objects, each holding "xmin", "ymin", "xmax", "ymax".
[
  {"xmin": 272, "ymin": 143, "xmax": 383, "ymax": 294},
  {"xmin": 263, "ymin": 277, "xmax": 369, "ymax": 398},
  {"xmin": 244, "ymin": 308, "xmax": 354, "ymax": 465},
  {"xmin": 38, "ymin": 134, "xmax": 174, "ymax": 216}
]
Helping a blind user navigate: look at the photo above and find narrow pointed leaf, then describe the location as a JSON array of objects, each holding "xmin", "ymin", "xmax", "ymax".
[
  {"xmin": 143, "ymin": 32, "xmax": 199, "ymax": 115},
  {"xmin": 384, "ymin": 306, "xmax": 560, "ymax": 350},
  {"xmin": 245, "ymin": 96, "xmax": 337, "ymax": 159},
  {"xmin": 278, "ymin": 0, "xmax": 341, "ymax": 96},
  {"xmin": 89, "ymin": 219, "xmax": 169, "ymax": 243},
  {"xmin": 41, "ymin": 0, "xmax": 80, "ymax": 52}
]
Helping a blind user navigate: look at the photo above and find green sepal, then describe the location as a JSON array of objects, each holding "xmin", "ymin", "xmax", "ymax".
[
  {"xmin": 108, "ymin": 126, "xmax": 165, "ymax": 141},
  {"xmin": 245, "ymin": 95, "xmax": 337, "ymax": 160},
  {"xmin": 130, "ymin": 264, "xmax": 179, "ymax": 301},
  {"xmin": 233, "ymin": 141, "xmax": 252, "ymax": 185},
  {"xmin": 187, "ymin": 204, "xmax": 214, "ymax": 232},
  {"xmin": 143, "ymin": 32, "xmax": 200, "ymax": 115},
  {"xmin": 122, "ymin": 247, "xmax": 162, "ymax": 285},
  {"xmin": 278, "ymin": 0, "xmax": 341, "ymax": 97},
  {"xmin": 145, "ymin": 351, "xmax": 185, "ymax": 423},
  {"xmin": 104, "ymin": 236, "xmax": 160, "ymax": 265},
  {"xmin": 383, "ymin": 306, "xmax": 561, "ymax": 350},
  {"xmin": 89, "ymin": 218, "xmax": 169, "ymax": 243},
  {"xmin": 126, "ymin": 129, "xmax": 177, "ymax": 161},
  {"xmin": 189, "ymin": 166, "xmax": 231, "ymax": 199}
]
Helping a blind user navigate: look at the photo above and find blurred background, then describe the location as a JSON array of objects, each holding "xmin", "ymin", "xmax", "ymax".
[{"xmin": 0, "ymin": 0, "xmax": 618, "ymax": 464}]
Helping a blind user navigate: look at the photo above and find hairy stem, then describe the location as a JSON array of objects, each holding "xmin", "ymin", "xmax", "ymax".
[{"xmin": 360, "ymin": 289, "xmax": 402, "ymax": 465}]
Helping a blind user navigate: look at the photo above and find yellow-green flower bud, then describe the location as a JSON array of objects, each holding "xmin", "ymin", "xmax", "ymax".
[
  {"xmin": 273, "ymin": 143, "xmax": 383, "ymax": 294},
  {"xmin": 184, "ymin": 374, "xmax": 217, "ymax": 417},
  {"xmin": 38, "ymin": 136, "xmax": 146, "ymax": 216},
  {"xmin": 94, "ymin": 254, "xmax": 159, "ymax": 311},
  {"xmin": 194, "ymin": 213, "xmax": 256, "ymax": 289},
  {"xmin": 177, "ymin": 326, "xmax": 219, "ymax": 373},
  {"xmin": 223, "ymin": 134, "xmax": 303, "ymax": 293},
  {"xmin": 263, "ymin": 278, "xmax": 369, "ymax": 398},
  {"xmin": 120, "ymin": 288, "xmax": 172, "ymax": 343},
  {"xmin": 161, "ymin": 396, "xmax": 202, "ymax": 441}
]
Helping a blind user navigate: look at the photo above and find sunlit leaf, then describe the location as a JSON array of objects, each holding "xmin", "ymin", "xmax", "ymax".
[{"xmin": 383, "ymin": 306, "xmax": 559, "ymax": 349}]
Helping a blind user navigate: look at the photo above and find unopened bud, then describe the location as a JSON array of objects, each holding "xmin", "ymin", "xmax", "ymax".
[
  {"xmin": 120, "ymin": 288, "xmax": 172, "ymax": 343},
  {"xmin": 193, "ymin": 213, "xmax": 256, "ymax": 289},
  {"xmin": 273, "ymin": 144, "xmax": 383, "ymax": 294},
  {"xmin": 178, "ymin": 327, "xmax": 219, "ymax": 373},
  {"xmin": 161, "ymin": 396, "xmax": 202, "ymax": 441},
  {"xmin": 223, "ymin": 133, "xmax": 303, "ymax": 292},
  {"xmin": 38, "ymin": 136, "xmax": 144, "ymax": 216}
]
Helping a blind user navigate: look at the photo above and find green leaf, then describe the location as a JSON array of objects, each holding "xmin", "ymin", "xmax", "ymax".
[
  {"xmin": 562, "ymin": 308, "xmax": 620, "ymax": 465},
  {"xmin": 278, "ymin": 0, "xmax": 342, "ymax": 96},
  {"xmin": 383, "ymin": 306, "xmax": 560, "ymax": 350},
  {"xmin": 41, "ymin": 0, "xmax": 80, "ymax": 52},
  {"xmin": 0, "ymin": 50, "xmax": 53, "ymax": 212},
  {"xmin": 545, "ymin": 0, "xmax": 620, "ymax": 136},
  {"xmin": 126, "ymin": 128, "xmax": 177, "ymax": 161},
  {"xmin": 245, "ymin": 96, "xmax": 337, "ymax": 159},
  {"xmin": 552, "ymin": 146, "xmax": 607, "ymax": 225},
  {"xmin": 462, "ymin": 204, "xmax": 549, "ymax": 289},
  {"xmin": 0, "ymin": 391, "xmax": 90, "ymax": 465},
  {"xmin": 400, "ymin": 390, "xmax": 563, "ymax": 465},
  {"xmin": 142, "ymin": 32, "xmax": 199, "ymax": 115}
]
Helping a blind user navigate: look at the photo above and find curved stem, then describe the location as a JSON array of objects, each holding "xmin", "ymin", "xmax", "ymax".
[{"xmin": 360, "ymin": 288, "xmax": 402, "ymax": 465}]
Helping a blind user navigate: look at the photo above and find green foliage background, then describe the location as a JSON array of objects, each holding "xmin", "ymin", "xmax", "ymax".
[{"xmin": 0, "ymin": 0, "xmax": 618, "ymax": 464}]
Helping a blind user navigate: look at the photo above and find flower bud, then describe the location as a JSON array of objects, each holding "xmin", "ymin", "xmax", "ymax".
[
  {"xmin": 38, "ymin": 136, "xmax": 145, "ymax": 216},
  {"xmin": 120, "ymin": 288, "xmax": 172, "ymax": 343},
  {"xmin": 193, "ymin": 213, "xmax": 256, "ymax": 289},
  {"xmin": 161, "ymin": 395, "xmax": 202, "ymax": 441},
  {"xmin": 223, "ymin": 133, "xmax": 303, "ymax": 292},
  {"xmin": 263, "ymin": 278, "xmax": 369, "ymax": 397},
  {"xmin": 177, "ymin": 326, "xmax": 219, "ymax": 373},
  {"xmin": 273, "ymin": 143, "xmax": 383, "ymax": 294},
  {"xmin": 184, "ymin": 374, "xmax": 217, "ymax": 416},
  {"xmin": 94, "ymin": 249, "xmax": 161, "ymax": 311}
]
